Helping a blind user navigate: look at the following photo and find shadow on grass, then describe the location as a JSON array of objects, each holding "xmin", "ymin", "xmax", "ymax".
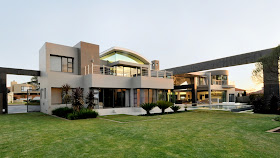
[{"xmin": 139, "ymin": 110, "xmax": 191, "ymax": 116}]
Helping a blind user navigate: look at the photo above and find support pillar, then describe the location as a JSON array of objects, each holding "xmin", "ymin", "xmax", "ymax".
[
  {"xmin": 0, "ymin": 73, "xmax": 7, "ymax": 114},
  {"xmin": 191, "ymin": 77, "xmax": 197, "ymax": 106},
  {"xmin": 207, "ymin": 72, "xmax": 212, "ymax": 106},
  {"xmin": 263, "ymin": 59, "xmax": 279, "ymax": 103}
]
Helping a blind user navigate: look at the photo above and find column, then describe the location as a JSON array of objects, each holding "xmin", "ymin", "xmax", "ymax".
[
  {"xmin": 263, "ymin": 58, "xmax": 279, "ymax": 104},
  {"xmin": 191, "ymin": 77, "xmax": 197, "ymax": 106},
  {"xmin": 0, "ymin": 73, "xmax": 7, "ymax": 114},
  {"xmin": 207, "ymin": 72, "xmax": 211, "ymax": 105}
]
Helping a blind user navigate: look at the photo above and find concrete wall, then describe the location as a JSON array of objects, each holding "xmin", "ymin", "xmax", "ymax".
[
  {"xmin": 75, "ymin": 42, "xmax": 100, "ymax": 75},
  {"xmin": 39, "ymin": 42, "xmax": 81, "ymax": 114},
  {"xmin": 84, "ymin": 74, "xmax": 174, "ymax": 90}
]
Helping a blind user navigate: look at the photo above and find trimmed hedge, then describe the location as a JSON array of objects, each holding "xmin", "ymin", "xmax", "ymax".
[
  {"xmin": 67, "ymin": 109, "xmax": 98, "ymax": 120},
  {"xmin": 52, "ymin": 107, "xmax": 74, "ymax": 118}
]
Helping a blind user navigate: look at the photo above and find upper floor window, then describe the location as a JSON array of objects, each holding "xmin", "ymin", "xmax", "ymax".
[
  {"xmin": 21, "ymin": 86, "xmax": 32, "ymax": 92},
  {"xmin": 50, "ymin": 55, "xmax": 73, "ymax": 73}
]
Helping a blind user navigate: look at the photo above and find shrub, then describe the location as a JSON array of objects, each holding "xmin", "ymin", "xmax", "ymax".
[
  {"xmin": 171, "ymin": 105, "xmax": 180, "ymax": 112},
  {"xmin": 249, "ymin": 94, "xmax": 263, "ymax": 104},
  {"xmin": 184, "ymin": 105, "xmax": 188, "ymax": 111},
  {"xmin": 268, "ymin": 94, "xmax": 280, "ymax": 114},
  {"xmin": 140, "ymin": 103, "xmax": 156, "ymax": 115},
  {"xmin": 252, "ymin": 94, "xmax": 280, "ymax": 114},
  {"xmin": 274, "ymin": 116, "xmax": 280, "ymax": 122},
  {"xmin": 86, "ymin": 90, "xmax": 96, "ymax": 110},
  {"xmin": 52, "ymin": 107, "xmax": 74, "ymax": 118},
  {"xmin": 252, "ymin": 95, "xmax": 267, "ymax": 114},
  {"xmin": 67, "ymin": 109, "xmax": 98, "ymax": 120},
  {"xmin": 170, "ymin": 105, "xmax": 180, "ymax": 113},
  {"xmin": 157, "ymin": 101, "xmax": 173, "ymax": 114}
]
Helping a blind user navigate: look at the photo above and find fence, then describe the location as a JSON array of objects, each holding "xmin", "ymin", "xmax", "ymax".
[{"xmin": 85, "ymin": 64, "xmax": 173, "ymax": 79}]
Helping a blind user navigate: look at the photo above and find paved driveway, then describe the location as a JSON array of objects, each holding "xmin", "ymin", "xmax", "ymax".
[{"xmin": 8, "ymin": 105, "xmax": 40, "ymax": 114}]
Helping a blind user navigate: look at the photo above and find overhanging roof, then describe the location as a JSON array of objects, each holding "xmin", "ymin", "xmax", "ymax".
[{"xmin": 100, "ymin": 47, "xmax": 151, "ymax": 65}]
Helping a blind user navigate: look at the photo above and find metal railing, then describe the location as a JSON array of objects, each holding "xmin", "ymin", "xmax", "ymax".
[{"xmin": 85, "ymin": 64, "xmax": 173, "ymax": 79}]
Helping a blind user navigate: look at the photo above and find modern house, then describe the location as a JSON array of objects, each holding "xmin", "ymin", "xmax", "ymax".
[
  {"xmin": 173, "ymin": 70, "xmax": 236, "ymax": 104},
  {"xmin": 39, "ymin": 42, "xmax": 174, "ymax": 114}
]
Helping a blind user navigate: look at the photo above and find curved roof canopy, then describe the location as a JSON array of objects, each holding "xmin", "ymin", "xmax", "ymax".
[{"xmin": 100, "ymin": 47, "xmax": 150, "ymax": 65}]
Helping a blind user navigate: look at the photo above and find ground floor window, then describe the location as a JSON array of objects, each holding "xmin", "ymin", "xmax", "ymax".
[
  {"xmin": 133, "ymin": 89, "xmax": 168, "ymax": 107},
  {"xmin": 98, "ymin": 88, "xmax": 130, "ymax": 108}
]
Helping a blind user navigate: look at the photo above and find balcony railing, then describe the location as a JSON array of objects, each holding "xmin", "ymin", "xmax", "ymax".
[{"xmin": 84, "ymin": 64, "xmax": 173, "ymax": 79}]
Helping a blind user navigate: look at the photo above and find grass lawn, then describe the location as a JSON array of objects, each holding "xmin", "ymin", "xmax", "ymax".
[{"xmin": 0, "ymin": 110, "xmax": 280, "ymax": 158}]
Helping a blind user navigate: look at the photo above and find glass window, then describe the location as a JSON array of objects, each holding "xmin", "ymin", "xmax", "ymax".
[
  {"xmin": 62, "ymin": 57, "xmax": 68, "ymax": 72},
  {"xmin": 50, "ymin": 55, "xmax": 74, "ymax": 73},
  {"xmin": 142, "ymin": 67, "xmax": 149, "ymax": 76},
  {"xmin": 123, "ymin": 67, "xmax": 131, "ymax": 77},
  {"xmin": 50, "ymin": 56, "xmax": 62, "ymax": 72},
  {"xmin": 116, "ymin": 66, "xmax": 124, "ymax": 76},
  {"xmin": 100, "ymin": 52, "xmax": 146, "ymax": 64}
]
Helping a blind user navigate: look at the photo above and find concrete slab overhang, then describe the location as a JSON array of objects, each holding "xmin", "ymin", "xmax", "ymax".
[{"xmin": 166, "ymin": 48, "xmax": 273, "ymax": 74}]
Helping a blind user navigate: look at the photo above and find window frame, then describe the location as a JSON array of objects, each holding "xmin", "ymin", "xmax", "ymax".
[{"xmin": 50, "ymin": 55, "xmax": 74, "ymax": 73}]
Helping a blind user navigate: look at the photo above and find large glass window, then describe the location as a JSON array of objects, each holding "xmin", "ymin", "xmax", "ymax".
[
  {"xmin": 98, "ymin": 88, "xmax": 130, "ymax": 108},
  {"xmin": 100, "ymin": 52, "xmax": 145, "ymax": 64},
  {"xmin": 50, "ymin": 55, "xmax": 74, "ymax": 73}
]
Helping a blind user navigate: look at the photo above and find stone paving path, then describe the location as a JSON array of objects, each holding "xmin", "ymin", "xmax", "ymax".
[{"xmin": 8, "ymin": 105, "xmax": 40, "ymax": 114}]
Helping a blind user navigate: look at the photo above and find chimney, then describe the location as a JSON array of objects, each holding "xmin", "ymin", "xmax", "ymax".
[{"xmin": 151, "ymin": 60, "xmax": 159, "ymax": 70}]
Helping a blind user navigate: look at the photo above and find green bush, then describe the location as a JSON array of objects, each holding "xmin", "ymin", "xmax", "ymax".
[
  {"xmin": 252, "ymin": 94, "xmax": 280, "ymax": 114},
  {"xmin": 52, "ymin": 107, "xmax": 74, "ymax": 118},
  {"xmin": 184, "ymin": 105, "xmax": 188, "ymax": 111},
  {"xmin": 140, "ymin": 103, "xmax": 156, "ymax": 115},
  {"xmin": 275, "ymin": 116, "xmax": 280, "ymax": 121},
  {"xmin": 170, "ymin": 105, "xmax": 181, "ymax": 113},
  {"xmin": 157, "ymin": 101, "xmax": 173, "ymax": 114},
  {"xmin": 67, "ymin": 108, "xmax": 98, "ymax": 120}
]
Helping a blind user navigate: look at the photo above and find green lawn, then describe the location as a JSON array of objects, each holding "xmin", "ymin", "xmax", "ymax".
[{"xmin": 0, "ymin": 110, "xmax": 280, "ymax": 158}]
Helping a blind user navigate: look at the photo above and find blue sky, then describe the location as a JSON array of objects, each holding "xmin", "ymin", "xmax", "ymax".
[{"xmin": 1, "ymin": 0, "xmax": 280, "ymax": 91}]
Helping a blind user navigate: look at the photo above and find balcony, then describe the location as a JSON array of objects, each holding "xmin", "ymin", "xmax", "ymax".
[{"xmin": 84, "ymin": 64, "xmax": 173, "ymax": 79}]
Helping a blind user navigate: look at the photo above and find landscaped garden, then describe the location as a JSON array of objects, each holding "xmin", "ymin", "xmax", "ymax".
[{"xmin": 0, "ymin": 110, "xmax": 280, "ymax": 157}]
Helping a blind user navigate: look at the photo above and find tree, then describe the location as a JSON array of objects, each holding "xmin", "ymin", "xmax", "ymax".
[
  {"xmin": 252, "ymin": 45, "xmax": 280, "ymax": 84},
  {"xmin": 157, "ymin": 101, "xmax": 173, "ymax": 114},
  {"xmin": 140, "ymin": 103, "xmax": 156, "ymax": 115},
  {"xmin": 170, "ymin": 105, "xmax": 180, "ymax": 113},
  {"xmin": 86, "ymin": 90, "xmax": 96, "ymax": 110},
  {"xmin": 62, "ymin": 84, "xmax": 71, "ymax": 107},
  {"xmin": 28, "ymin": 76, "xmax": 39, "ymax": 89},
  {"xmin": 72, "ymin": 87, "xmax": 84, "ymax": 112}
]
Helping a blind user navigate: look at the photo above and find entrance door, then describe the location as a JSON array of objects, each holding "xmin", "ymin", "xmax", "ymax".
[{"xmin": 229, "ymin": 94, "xmax": 235, "ymax": 102}]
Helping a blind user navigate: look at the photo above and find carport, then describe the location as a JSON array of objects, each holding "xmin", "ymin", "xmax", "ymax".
[{"xmin": 0, "ymin": 67, "xmax": 40, "ymax": 114}]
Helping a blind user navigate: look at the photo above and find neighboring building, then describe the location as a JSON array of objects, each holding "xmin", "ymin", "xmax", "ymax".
[
  {"xmin": 39, "ymin": 42, "xmax": 174, "ymax": 114},
  {"xmin": 249, "ymin": 88, "xmax": 264, "ymax": 95},
  {"xmin": 235, "ymin": 88, "xmax": 246, "ymax": 97},
  {"xmin": 173, "ymin": 70, "xmax": 236, "ymax": 104},
  {"xmin": 10, "ymin": 81, "xmax": 40, "ymax": 101}
]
